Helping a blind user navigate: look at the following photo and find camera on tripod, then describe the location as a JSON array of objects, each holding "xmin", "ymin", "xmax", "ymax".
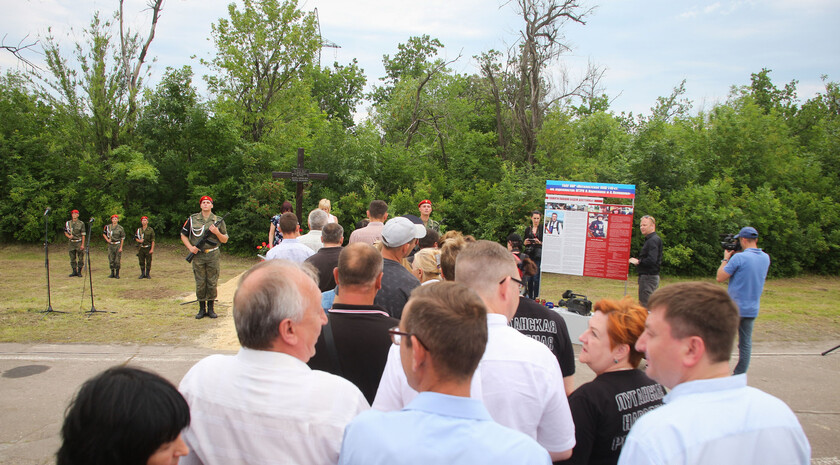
[
  {"xmin": 557, "ymin": 289, "xmax": 592, "ymax": 316},
  {"xmin": 720, "ymin": 233, "xmax": 742, "ymax": 252}
]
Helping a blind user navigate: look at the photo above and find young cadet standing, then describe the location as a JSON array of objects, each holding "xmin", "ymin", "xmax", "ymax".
[
  {"xmin": 103, "ymin": 214, "xmax": 126, "ymax": 279},
  {"xmin": 181, "ymin": 196, "xmax": 228, "ymax": 319},
  {"xmin": 64, "ymin": 209, "xmax": 86, "ymax": 277},
  {"xmin": 135, "ymin": 216, "xmax": 155, "ymax": 279}
]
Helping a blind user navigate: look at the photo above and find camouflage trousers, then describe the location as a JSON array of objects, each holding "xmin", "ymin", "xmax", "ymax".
[
  {"xmin": 137, "ymin": 246, "xmax": 152, "ymax": 270},
  {"xmin": 69, "ymin": 241, "xmax": 84, "ymax": 270},
  {"xmin": 191, "ymin": 249, "xmax": 220, "ymax": 301},
  {"xmin": 108, "ymin": 243, "xmax": 122, "ymax": 269}
]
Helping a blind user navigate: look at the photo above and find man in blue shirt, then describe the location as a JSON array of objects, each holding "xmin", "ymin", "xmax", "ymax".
[
  {"xmin": 338, "ymin": 282, "xmax": 551, "ymax": 465},
  {"xmin": 620, "ymin": 282, "xmax": 809, "ymax": 465},
  {"xmin": 715, "ymin": 226, "xmax": 770, "ymax": 374}
]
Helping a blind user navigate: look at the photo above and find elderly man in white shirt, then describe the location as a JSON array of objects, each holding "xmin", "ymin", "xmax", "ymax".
[
  {"xmin": 299, "ymin": 208, "xmax": 328, "ymax": 252},
  {"xmin": 618, "ymin": 281, "xmax": 809, "ymax": 465},
  {"xmin": 179, "ymin": 259, "xmax": 368, "ymax": 465},
  {"xmin": 373, "ymin": 240, "xmax": 575, "ymax": 461}
]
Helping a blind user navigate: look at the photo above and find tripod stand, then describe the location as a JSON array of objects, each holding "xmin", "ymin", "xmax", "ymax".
[
  {"xmin": 821, "ymin": 344, "xmax": 840, "ymax": 356},
  {"xmin": 84, "ymin": 218, "xmax": 113, "ymax": 315},
  {"xmin": 41, "ymin": 208, "xmax": 65, "ymax": 314}
]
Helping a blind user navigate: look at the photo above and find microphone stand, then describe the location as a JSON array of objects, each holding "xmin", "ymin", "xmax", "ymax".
[
  {"xmin": 84, "ymin": 218, "xmax": 112, "ymax": 315},
  {"xmin": 41, "ymin": 209, "xmax": 65, "ymax": 314}
]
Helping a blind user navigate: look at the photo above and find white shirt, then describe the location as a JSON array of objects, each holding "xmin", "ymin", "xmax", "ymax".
[
  {"xmin": 298, "ymin": 230, "xmax": 323, "ymax": 252},
  {"xmin": 179, "ymin": 348, "xmax": 369, "ymax": 465},
  {"xmin": 265, "ymin": 238, "xmax": 314, "ymax": 264},
  {"xmin": 618, "ymin": 374, "xmax": 810, "ymax": 465},
  {"xmin": 372, "ymin": 313, "xmax": 575, "ymax": 453}
]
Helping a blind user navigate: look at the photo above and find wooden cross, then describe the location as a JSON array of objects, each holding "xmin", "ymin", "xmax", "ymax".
[{"xmin": 272, "ymin": 148, "xmax": 329, "ymax": 223}]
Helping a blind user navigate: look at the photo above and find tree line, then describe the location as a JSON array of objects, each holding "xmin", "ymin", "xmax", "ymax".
[{"xmin": 1, "ymin": 0, "xmax": 838, "ymax": 277}]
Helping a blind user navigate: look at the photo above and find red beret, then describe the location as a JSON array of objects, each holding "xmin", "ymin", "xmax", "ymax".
[
  {"xmin": 200, "ymin": 195, "xmax": 213, "ymax": 204},
  {"xmin": 141, "ymin": 216, "xmax": 148, "ymax": 221},
  {"xmin": 418, "ymin": 199, "xmax": 432, "ymax": 208},
  {"xmin": 111, "ymin": 214, "xmax": 119, "ymax": 219},
  {"xmin": 71, "ymin": 209, "xmax": 79, "ymax": 214}
]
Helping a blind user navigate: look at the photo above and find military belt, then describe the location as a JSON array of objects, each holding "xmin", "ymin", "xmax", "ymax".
[
  {"xmin": 202, "ymin": 246, "xmax": 220, "ymax": 253},
  {"xmin": 110, "ymin": 241, "xmax": 121, "ymax": 244}
]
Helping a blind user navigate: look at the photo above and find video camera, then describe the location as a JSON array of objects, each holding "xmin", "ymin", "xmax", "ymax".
[
  {"xmin": 720, "ymin": 233, "xmax": 742, "ymax": 252},
  {"xmin": 557, "ymin": 289, "xmax": 592, "ymax": 316}
]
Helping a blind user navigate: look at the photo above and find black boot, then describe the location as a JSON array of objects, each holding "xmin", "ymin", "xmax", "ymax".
[
  {"xmin": 115, "ymin": 268, "xmax": 120, "ymax": 279},
  {"xmin": 77, "ymin": 266, "xmax": 84, "ymax": 277},
  {"xmin": 69, "ymin": 267, "xmax": 78, "ymax": 277},
  {"xmin": 144, "ymin": 265, "xmax": 151, "ymax": 279},
  {"xmin": 207, "ymin": 300, "xmax": 218, "ymax": 319},
  {"xmin": 195, "ymin": 301, "xmax": 207, "ymax": 319},
  {"xmin": 139, "ymin": 268, "xmax": 145, "ymax": 279},
  {"xmin": 109, "ymin": 268, "xmax": 115, "ymax": 278}
]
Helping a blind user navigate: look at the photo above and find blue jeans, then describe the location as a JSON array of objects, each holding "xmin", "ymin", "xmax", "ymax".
[
  {"xmin": 527, "ymin": 270, "xmax": 541, "ymax": 299},
  {"xmin": 733, "ymin": 317, "xmax": 756, "ymax": 375}
]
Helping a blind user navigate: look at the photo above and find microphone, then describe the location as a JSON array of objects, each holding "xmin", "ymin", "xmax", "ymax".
[{"xmin": 44, "ymin": 207, "xmax": 51, "ymax": 216}]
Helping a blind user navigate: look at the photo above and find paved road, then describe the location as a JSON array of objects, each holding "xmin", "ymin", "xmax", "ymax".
[{"xmin": 1, "ymin": 341, "xmax": 838, "ymax": 464}]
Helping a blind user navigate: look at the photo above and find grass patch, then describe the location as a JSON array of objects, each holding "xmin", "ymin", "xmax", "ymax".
[
  {"xmin": 540, "ymin": 274, "xmax": 840, "ymax": 342},
  {"xmin": 2, "ymin": 242, "xmax": 838, "ymax": 344},
  {"xmin": 0, "ymin": 241, "xmax": 258, "ymax": 344}
]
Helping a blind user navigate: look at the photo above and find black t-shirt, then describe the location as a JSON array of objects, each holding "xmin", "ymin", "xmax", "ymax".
[
  {"xmin": 510, "ymin": 297, "xmax": 575, "ymax": 377},
  {"xmin": 559, "ymin": 370, "xmax": 665, "ymax": 465},
  {"xmin": 304, "ymin": 246, "xmax": 342, "ymax": 292},
  {"xmin": 307, "ymin": 303, "xmax": 399, "ymax": 405}
]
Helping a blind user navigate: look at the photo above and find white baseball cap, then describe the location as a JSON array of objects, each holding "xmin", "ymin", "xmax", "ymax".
[{"xmin": 381, "ymin": 217, "xmax": 426, "ymax": 247}]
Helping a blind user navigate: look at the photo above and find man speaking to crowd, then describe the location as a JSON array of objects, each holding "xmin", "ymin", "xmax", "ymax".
[{"xmin": 629, "ymin": 215, "xmax": 662, "ymax": 306}]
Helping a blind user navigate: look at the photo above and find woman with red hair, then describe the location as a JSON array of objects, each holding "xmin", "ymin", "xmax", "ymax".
[{"xmin": 559, "ymin": 297, "xmax": 665, "ymax": 465}]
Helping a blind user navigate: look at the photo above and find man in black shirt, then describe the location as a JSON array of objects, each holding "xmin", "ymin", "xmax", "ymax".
[
  {"xmin": 304, "ymin": 223, "xmax": 344, "ymax": 292},
  {"xmin": 629, "ymin": 215, "xmax": 663, "ymax": 307},
  {"xmin": 308, "ymin": 243, "xmax": 398, "ymax": 404}
]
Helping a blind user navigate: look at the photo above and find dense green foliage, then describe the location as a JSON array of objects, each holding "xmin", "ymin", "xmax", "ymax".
[{"xmin": 2, "ymin": 0, "xmax": 839, "ymax": 278}]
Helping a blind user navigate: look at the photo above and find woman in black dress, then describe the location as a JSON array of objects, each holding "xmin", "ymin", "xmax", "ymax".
[{"xmin": 522, "ymin": 210, "xmax": 543, "ymax": 299}]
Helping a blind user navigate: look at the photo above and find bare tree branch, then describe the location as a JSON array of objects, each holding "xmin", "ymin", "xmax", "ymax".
[{"xmin": 1, "ymin": 34, "xmax": 41, "ymax": 70}]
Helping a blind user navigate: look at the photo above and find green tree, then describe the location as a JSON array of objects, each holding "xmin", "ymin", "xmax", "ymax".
[
  {"xmin": 310, "ymin": 59, "xmax": 366, "ymax": 127},
  {"xmin": 204, "ymin": 0, "xmax": 320, "ymax": 142}
]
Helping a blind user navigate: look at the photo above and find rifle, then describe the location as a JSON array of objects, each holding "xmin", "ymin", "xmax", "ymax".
[{"xmin": 185, "ymin": 213, "xmax": 228, "ymax": 263}]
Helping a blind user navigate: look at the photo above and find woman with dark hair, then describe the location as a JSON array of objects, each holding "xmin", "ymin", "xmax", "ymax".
[
  {"xmin": 506, "ymin": 233, "xmax": 537, "ymax": 285},
  {"xmin": 522, "ymin": 210, "xmax": 543, "ymax": 299},
  {"xmin": 558, "ymin": 298, "xmax": 665, "ymax": 465},
  {"xmin": 268, "ymin": 200, "xmax": 294, "ymax": 248},
  {"xmin": 57, "ymin": 366, "xmax": 190, "ymax": 465}
]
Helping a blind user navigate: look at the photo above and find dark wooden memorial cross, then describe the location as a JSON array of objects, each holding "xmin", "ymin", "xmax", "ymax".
[{"xmin": 272, "ymin": 148, "xmax": 329, "ymax": 223}]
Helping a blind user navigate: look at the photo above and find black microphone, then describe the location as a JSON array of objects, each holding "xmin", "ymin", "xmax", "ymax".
[{"xmin": 44, "ymin": 207, "xmax": 51, "ymax": 216}]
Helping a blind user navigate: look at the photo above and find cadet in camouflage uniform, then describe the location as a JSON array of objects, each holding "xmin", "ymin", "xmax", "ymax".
[
  {"xmin": 102, "ymin": 214, "xmax": 126, "ymax": 279},
  {"xmin": 64, "ymin": 209, "xmax": 86, "ymax": 277},
  {"xmin": 134, "ymin": 216, "xmax": 155, "ymax": 279},
  {"xmin": 181, "ymin": 196, "xmax": 228, "ymax": 319}
]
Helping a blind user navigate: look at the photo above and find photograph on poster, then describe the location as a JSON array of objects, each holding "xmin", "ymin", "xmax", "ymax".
[
  {"xmin": 587, "ymin": 212, "xmax": 607, "ymax": 239},
  {"xmin": 544, "ymin": 211, "xmax": 564, "ymax": 235}
]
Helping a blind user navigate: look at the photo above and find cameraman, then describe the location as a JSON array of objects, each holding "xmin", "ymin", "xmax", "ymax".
[{"xmin": 716, "ymin": 226, "xmax": 770, "ymax": 375}]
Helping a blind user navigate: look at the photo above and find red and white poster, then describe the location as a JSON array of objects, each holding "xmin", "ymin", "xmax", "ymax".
[{"xmin": 541, "ymin": 181, "xmax": 636, "ymax": 281}]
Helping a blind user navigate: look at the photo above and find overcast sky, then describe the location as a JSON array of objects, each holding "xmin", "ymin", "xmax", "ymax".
[{"xmin": 3, "ymin": 0, "xmax": 838, "ymax": 119}]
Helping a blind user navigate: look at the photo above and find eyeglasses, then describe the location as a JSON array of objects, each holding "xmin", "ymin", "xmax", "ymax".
[
  {"xmin": 500, "ymin": 275, "xmax": 525, "ymax": 290},
  {"xmin": 388, "ymin": 326, "xmax": 427, "ymax": 349}
]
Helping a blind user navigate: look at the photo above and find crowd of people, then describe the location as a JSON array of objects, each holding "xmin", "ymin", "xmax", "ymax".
[{"xmin": 57, "ymin": 197, "xmax": 806, "ymax": 465}]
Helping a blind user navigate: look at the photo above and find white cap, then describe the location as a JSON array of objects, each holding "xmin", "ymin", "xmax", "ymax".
[{"xmin": 381, "ymin": 217, "xmax": 426, "ymax": 247}]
